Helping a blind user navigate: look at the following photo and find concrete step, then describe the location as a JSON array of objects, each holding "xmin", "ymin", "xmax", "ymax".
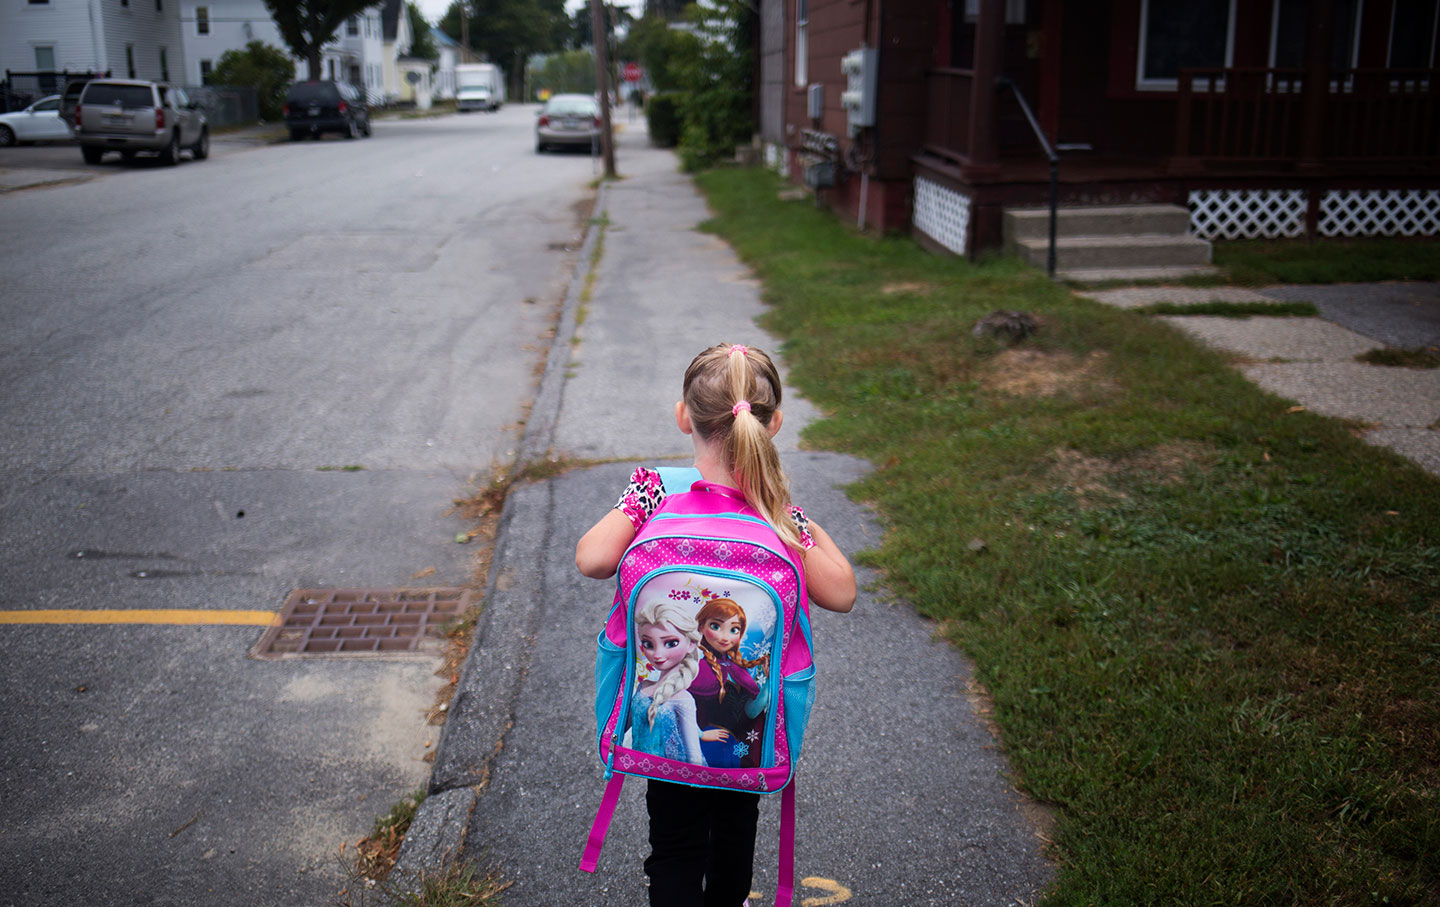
[
  {"xmin": 1014, "ymin": 233, "xmax": 1213, "ymax": 271},
  {"xmin": 1003, "ymin": 204, "xmax": 1192, "ymax": 243},
  {"xmin": 1058, "ymin": 264, "xmax": 1222, "ymax": 284}
]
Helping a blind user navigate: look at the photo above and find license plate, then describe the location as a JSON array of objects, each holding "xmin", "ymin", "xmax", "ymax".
[
  {"xmin": 105, "ymin": 115, "xmax": 127, "ymax": 124},
  {"xmin": 562, "ymin": 118, "xmax": 579, "ymax": 129},
  {"xmin": 308, "ymin": 106, "xmax": 320, "ymax": 116}
]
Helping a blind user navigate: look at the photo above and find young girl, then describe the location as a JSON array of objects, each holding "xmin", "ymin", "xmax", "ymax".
[{"xmin": 577, "ymin": 342, "xmax": 856, "ymax": 907}]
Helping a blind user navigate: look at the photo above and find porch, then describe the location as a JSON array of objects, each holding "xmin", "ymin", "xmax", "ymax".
[{"xmin": 911, "ymin": 0, "xmax": 1440, "ymax": 259}]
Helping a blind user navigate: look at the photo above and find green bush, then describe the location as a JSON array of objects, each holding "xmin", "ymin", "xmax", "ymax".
[
  {"xmin": 646, "ymin": 93, "xmax": 683, "ymax": 147},
  {"xmin": 210, "ymin": 40, "xmax": 295, "ymax": 122}
]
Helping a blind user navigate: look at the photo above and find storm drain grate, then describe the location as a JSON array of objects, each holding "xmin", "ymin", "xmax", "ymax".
[{"xmin": 250, "ymin": 588, "xmax": 473, "ymax": 658}]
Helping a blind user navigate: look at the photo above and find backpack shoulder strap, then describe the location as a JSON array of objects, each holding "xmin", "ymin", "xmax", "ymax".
[{"xmin": 653, "ymin": 466, "xmax": 703, "ymax": 496}]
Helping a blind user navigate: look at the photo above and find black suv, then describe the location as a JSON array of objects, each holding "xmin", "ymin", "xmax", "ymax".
[{"xmin": 283, "ymin": 81, "xmax": 371, "ymax": 140}]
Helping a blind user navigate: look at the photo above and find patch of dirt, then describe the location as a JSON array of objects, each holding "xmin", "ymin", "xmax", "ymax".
[
  {"xmin": 983, "ymin": 349, "xmax": 1117, "ymax": 398},
  {"xmin": 881, "ymin": 281, "xmax": 934, "ymax": 296},
  {"xmin": 1048, "ymin": 441, "xmax": 1219, "ymax": 502}
]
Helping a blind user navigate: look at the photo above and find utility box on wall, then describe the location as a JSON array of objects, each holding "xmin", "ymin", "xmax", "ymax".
[{"xmin": 840, "ymin": 47, "xmax": 877, "ymax": 136}]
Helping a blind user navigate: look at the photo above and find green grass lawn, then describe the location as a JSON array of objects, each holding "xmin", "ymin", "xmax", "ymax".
[
  {"xmin": 1213, "ymin": 237, "xmax": 1440, "ymax": 285},
  {"xmin": 695, "ymin": 168, "xmax": 1440, "ymax": 905}
]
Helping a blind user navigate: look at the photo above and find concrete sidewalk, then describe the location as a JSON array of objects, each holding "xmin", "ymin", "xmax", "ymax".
[
  {"xmin": 395, "ymin": 120, "xmax": 1055, "ymax": 904},
  {"xmin": 1083, "ymin": 284, "xmax": 1440, "ymax": 476}
]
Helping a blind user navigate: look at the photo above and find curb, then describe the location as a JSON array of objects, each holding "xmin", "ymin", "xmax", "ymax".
[{"xmin": 389, "ymin": 179, "xmax": 612, "ymax": 889}]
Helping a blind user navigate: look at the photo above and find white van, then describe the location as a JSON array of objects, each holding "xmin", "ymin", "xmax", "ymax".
[{"xmin": 455, "ymin": 64, "xmax": 505, "ymax": 112}]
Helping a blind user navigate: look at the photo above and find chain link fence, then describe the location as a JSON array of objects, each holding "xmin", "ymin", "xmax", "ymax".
[
  {"xmin": 2, "ymin": 70, "xmax": 106, "ymax": 112},
  {"xmin": 183, "ymin": 85, "xmax": 260, "ymax": 128}
]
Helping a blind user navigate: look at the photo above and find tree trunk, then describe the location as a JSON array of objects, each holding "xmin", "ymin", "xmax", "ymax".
[{"xmin": 307, "ymin": 49, "xmax": 321, "ymax": 81}]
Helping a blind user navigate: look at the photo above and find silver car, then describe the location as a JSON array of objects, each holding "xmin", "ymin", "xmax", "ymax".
[
  {"xmin": 535, "ymin": 94, "xmax": 599, "ymax": 153},
  {"xmin": 76, "ymin": 79, "xmax": 208, "ymax": 166}
]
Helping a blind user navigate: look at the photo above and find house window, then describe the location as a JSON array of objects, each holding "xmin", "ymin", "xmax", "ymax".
[
  {"xmin": 27, "ymin": 0, "xmax": 50, "ymax": 5},
  {"xmin": 156, "ymin": 0, "xmax": 163, "ymax": 10},
  {"xmin": 1389, "ymin": 0, "xmax": 1439, "ymax": 67},
  {"xmin": 1136, "ymin": 0, "xmax": 1236, "ymax": 90},
  {"xmin": 348, "ymin": 16, "xmax": 359, "ymax": 35},
  {"xmin": 196, "ymin": 5, "xmax": 209, "ymax": 35},
  {"xmin": 160, "ymin": 47, "xmax": 169, "ymax": 81},
  {"xmin": 1270, "ymin": 0, "xmax": 1362, "ymax": 70},
  {"xmin": 34, "ymin": 46, "xmax": 56, "ymax": 70},
  {"xmin": 795, "ymin": 0, "xmax": 807, "ymax": 86},
  {"xmin": 121, "ymin": 0, "xmax": 129, "ymax": 7},
  {"xmin": 126, "ymin": 45, "xmax": 136, "ymax": 78},
  {"xmin": 200, "ymin": 59, "xmax": 213, "ymax": 83}
]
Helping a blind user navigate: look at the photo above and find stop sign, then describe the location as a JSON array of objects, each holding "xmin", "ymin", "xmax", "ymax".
[{"xmin": 623, "ymin": 62, "xmax": 642, "ymax": 82}]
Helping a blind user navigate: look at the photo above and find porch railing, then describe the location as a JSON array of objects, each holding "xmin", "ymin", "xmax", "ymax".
[
  {"xmin": 922, "ymin": 68, "xmax": 973, "ymax": 164},
  {"xmin": 1174, "ymin": 67, "xmax": 1438, "ymax": 166}
]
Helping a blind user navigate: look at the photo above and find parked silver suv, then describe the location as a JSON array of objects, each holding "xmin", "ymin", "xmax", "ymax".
[{"xmin": 76, "ymin": 79, "xmax": 208, "ymax": 165}]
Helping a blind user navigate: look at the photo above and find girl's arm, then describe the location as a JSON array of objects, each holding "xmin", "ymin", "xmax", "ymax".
[
  {"xmin": 575, "ymin": 509, "xmax": 638, "ymax": 579},
  {"xmin": 803, "ymin": 520, "xmax": 856, "ymax": 613}
]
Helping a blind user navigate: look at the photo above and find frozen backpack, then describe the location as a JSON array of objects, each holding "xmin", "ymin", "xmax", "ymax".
[{"xmin": 579, "ymin": 467, "xmax": 817, "ymax": 907}]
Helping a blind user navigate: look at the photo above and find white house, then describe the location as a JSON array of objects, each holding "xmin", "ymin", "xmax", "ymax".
[
  {"xmin": 178, "ymin": 0, "xmax": 384, "ymax": 100},
  {"xmin": 431, "ymin": 25, "xmax": 480, "ymax": 101},
  {"xmin": 378, "ymin": 0, "xmax": 411, "ymax": 104},
  {"xmin": 2, "ymin": 0, "xmax": 188, "ymax": 90}
]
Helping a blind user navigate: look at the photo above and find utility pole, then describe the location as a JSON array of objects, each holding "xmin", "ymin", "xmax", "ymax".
[
  {"xmin": 459, "ymin": 0, "xmax": 469, "ymax": 55},
  {"xmin": 590, "ymin": 0, "xmax": 617, "ymax": 177}
]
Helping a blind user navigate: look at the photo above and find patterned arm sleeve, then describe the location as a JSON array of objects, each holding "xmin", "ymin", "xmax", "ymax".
[
  {"xmin": 615, "ymin": 467, "xmax": 667, "ymax": 530},
  {"xmin": 789, "ymin": 505, "xmax": 816, "ymax": 550}
]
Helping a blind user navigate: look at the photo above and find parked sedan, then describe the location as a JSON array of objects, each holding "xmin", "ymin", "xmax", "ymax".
[
  {"xmin": 535, "ymin": 94, "xmax": 599, "ymax": 153},
  {"xmin": 0, "ymin": 95, "xmax": 73, "ymax": 146}
]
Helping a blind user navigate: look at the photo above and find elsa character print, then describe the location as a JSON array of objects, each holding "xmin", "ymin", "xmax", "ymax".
[
  {"xmin": 627, "ymin": 599, "xmax": 707, "ymax": 765},
  {"xmin": 689, "ymin": 598, "xmax": 769, "ymax": 768}
]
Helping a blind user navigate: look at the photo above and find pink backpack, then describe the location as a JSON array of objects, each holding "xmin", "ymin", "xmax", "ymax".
[{"xmin": 579, "ymin": 468, "xmax": 817, "ymax": 906}]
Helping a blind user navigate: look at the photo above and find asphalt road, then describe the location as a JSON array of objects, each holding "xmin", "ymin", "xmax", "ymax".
[{"xmin": 0, "ymin": 105, "xmax": 599, "ymax": 905}]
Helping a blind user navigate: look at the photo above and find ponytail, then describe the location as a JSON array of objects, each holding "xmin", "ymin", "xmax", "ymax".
[{"xmin": 682, "ymin": 344, "xmax": 803, "ymax": 551}]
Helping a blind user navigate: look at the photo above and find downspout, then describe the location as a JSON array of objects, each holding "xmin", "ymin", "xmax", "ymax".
[{"xmin": 857, "ymin": 0, "xmax": 879, "ymax": 231}]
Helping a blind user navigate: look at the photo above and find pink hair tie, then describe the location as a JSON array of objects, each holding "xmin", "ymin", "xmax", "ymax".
[
  {"xmin": 731, "ymin": 400, "xmax": 752, "ymax": 417},
  {"xmin": 728, "ymin": 345, "xmax": 748, "ymax": 358}
]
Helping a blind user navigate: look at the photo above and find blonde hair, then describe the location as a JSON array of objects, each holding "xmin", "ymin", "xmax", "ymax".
[
  {"xmin": 635, "ymin": 599, "xmax": 702, "ymax": 727},
  {"xmin": 683, "ymin": 343, "xmax": 801, "ymax": 550},
  {"xmin": 695, "ymin": 598, "xmax": 769, "ymax": 702}
]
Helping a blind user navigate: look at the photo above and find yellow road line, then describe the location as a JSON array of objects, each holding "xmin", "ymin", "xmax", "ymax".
[{"xmin": 0, "ymin": 610, "xmax": 280, "ymax": 626}]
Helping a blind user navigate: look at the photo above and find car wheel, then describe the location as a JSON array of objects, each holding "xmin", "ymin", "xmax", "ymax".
[
  {"xmin": 191, "ymin": 127, "xmax": 210, "ymax": 161},
  {"xmin": 81, "ymin": 145, "xmax": 103, "ymax": 164},
  {"xmin": 290, "ymin": 129, "xmax": 305, "ymax": 142},
  {"xmin": 159, "ymin": 131, "xmax": 180, "ymax": 166},
  {"xmin": 363, "ymin": 118, "xmax": 372, "ymax": 137},
  {"xmin": 536, "ymin": 140, "xmax": 545, "ymax": 153},
  {"xmin": 346, "ymin": 118, "xmax": 358, "ymax": 140},
  {"xmin": 120, "ymin": 151, "xmax": 136, "ymax": 164},
  {"xmin": 0, "ymin": 125, "xmax": 15, "ymax": 147}
]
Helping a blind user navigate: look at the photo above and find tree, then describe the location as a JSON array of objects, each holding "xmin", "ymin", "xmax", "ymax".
[
  {"xmin": 406, "ymin": 3, "xmax": 439, "ymax": 60},
  {"xmin": 674, "ymin": 0, "xmax": 754, "ymax": 170},
  {"xmin": 262, "ymin": 0, "xmax": 376, "ymax": 80},
  {"xmin": 211, "ymin": 41, "xmax": 297, "ymax": 121},
  {"xmin": 440, "ymin": 0, "xmax": 570, "ymax": 99},
  {"xmin": 530, "ymin": 48, "xmax": 596, "ymax": 96},
  {"xmin": 618, "ymin": 14, "xmax": 698, "ymax": 91},
  {"xmin": 570, "ymin": 3, "xmax": 634, "ymax": 51}
]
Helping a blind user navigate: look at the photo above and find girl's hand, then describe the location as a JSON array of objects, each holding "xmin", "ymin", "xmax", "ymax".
[{"xmin": 701, "ymin": 728, "xmax": 732, "ymax": 742}]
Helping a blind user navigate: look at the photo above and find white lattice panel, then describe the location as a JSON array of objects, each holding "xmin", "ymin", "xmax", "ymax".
[
  {"xmin": 765, "ymin": 143, "xmax": 787, "ymax": 176},
  {"xmin": 1189, "ymin": 189, "xmax": 1307, "ymax": 239},
  {"xmin": 913, "ymin": 176, "xmax": 970, "ymax": 255},
  {"xmin": 1319, "ymin": 189, "xmax": 1440, "ymax": 237}
]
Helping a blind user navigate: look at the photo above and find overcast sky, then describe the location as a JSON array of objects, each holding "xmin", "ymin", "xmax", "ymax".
[{"xmin": 412, "ymin": 0, "xmax": 645, "ymax": 32}]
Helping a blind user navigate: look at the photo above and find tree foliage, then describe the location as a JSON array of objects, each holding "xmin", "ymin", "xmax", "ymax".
[
  {"xmin": 530, "ymin": 48, "xmax": 596, "ymax": 96},
  {"xmin": 570, "ymin": 3, "xmax": 634, "ymax": 51},
  {"xmin": 673, "ymin": 0, "xmax": 754, "ymax": 170},
  {"xmin": 617, "ymin": 13, "xmax": 699, "ymax": 92},
  {"xmin": 211, "ymin": 40, "xmax": 296, "ymax": 121},
  {"xmin": 439, "ymin": 0, "xmax": 570, "ymax": 98},
  {"xmin": 406, "ymin": 3, "xmax": 439, "ymax": 60},
  {"xmin": 262, "ymin": 0, "xmax": 376, "ymax": 80}
]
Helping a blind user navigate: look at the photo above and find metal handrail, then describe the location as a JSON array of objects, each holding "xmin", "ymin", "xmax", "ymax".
[{"xmin": 996, "ymin": 76, "xmax": 1059, "ymax": 277}]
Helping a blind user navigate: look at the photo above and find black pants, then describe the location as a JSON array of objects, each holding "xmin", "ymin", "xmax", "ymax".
[{"xmin": 645, "ymin": 780, "xmax": 760, "ymax": 907}]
